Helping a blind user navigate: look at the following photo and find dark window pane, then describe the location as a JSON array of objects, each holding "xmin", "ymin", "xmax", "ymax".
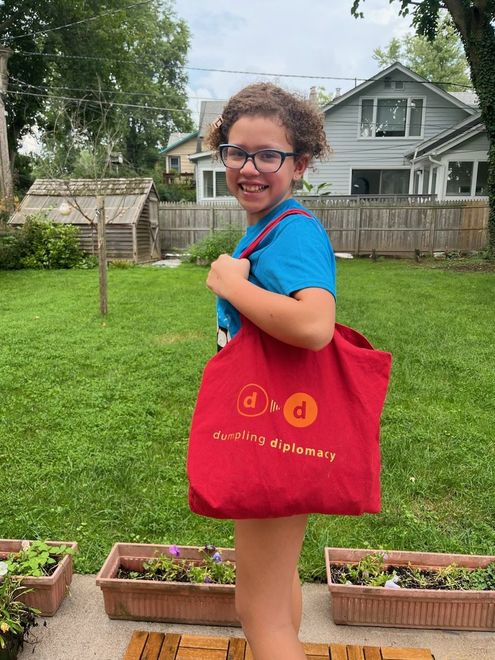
[
  {"xmin": 376, "ymin": 98, "xmax": 406, "ymax": 137},
  {"xmin": 446, "ymin": 161, "xmax": 473, "ymax": 196},
  {"xmin": 360, "ymin": 99, "xmax": 374, "ymax": 137},
  {"xmin": 215, "ymin": 171, "xmax": 230, "ymax": 197},
  {"xmin": 475, "ymin": 161, "xmax": 488, "ymax": 195},
  {"xmin": 203, "ymin": 170, "xmax": 214, "ymax": 197}
]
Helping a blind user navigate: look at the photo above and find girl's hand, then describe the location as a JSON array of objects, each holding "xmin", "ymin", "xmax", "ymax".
[{"xmin": 207, "ymin": 254, "xmax": 250, "ymax": 299}]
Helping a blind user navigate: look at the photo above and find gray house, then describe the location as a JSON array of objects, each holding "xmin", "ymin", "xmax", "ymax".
[
  {"xmin": 187, "ymin": 63, "xmax": 488, "ymax": 202},
  {"xmin": 189, "ymin": 99, "xmax": 232, "ymax": 202},
  {"xmin": 310, "ymin": 62, "xmax": 486, "ymax": 199}
]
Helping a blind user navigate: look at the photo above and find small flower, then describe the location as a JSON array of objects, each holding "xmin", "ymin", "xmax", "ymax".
[
  {"xmin": 204, "ymin": 576, "xmax": 213, "ymax": 583},
  {"xmin": 168, "ymin": 545, "xmax": 180, "ymax": 557},
  {"xmin": 0, "ymin": 561, "xmax": 8, "ymax": 577},
  {"xmin": 21, "ymin": 540, "xmax": 30, "ymax": 551},
  {"xmin": 0, "ymin": 622, "xmax": 10, "ymax": 633},
  {"xmin": 212, "ymin": 552, "xmax": 222, "ymax": 563},
  {"xmin": 204, "ymin": 544, "xmax": 216, "ymax": 553}
]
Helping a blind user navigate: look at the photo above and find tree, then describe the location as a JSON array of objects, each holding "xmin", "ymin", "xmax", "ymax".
[
  {"xmin": 0, "ymin": 0, "xmax": 193, "ymax": 183},
  {"xmin": 373, "ymin": 15, "xmax": 470, "ymax": 91},
  {"xmin": 352, "ymin": 1, "xmax": 495, "ymax": 257}
]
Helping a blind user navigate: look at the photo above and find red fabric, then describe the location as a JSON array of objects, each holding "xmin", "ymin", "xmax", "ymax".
[
  {"xmin": 187, "ymin": 208, "xmax": 392, "ymax": 519},
  {"xmin": 188, "ymin": 319, "xmax": 391, "ymax": 518}
]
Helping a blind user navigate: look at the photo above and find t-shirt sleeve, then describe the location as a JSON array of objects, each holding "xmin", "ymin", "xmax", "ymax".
[{"xmin": 254, "ymin": 216, "xmax": 336, "ymax": 299}]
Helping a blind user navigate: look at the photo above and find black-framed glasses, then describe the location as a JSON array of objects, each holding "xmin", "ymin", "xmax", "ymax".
[{"xmin": 219, "ymin": 144, "xmax": 298, "ymax": 173}]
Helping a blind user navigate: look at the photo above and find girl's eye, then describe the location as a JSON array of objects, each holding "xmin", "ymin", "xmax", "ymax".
[
  {"xmin": 257, "ymin": 150, "xmax": 279, "ymax": 162},
  {"xmin": 227, "ymin": 148, "xmax": 246, "ymax": 160}
]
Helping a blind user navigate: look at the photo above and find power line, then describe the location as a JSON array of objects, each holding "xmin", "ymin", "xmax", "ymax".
[
  {"xmin": 6, "ymin": 89, "xmax": 192, "ymax": 114},
  {"xmin": 13, "ymin": 50, "xmax": 474, "ymax": 90},
  {"xmin": 8, "ymin": 77, "xmax": 476, "ymax": 111},
  {"xmin": 10, "ymin": 1, "xmax": 154, "ymax": 41}
]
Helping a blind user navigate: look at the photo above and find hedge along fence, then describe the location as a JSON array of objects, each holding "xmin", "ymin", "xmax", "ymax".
[{"xmin": 158, "ymin": 198, "xmax": 489, "ymax": 257}]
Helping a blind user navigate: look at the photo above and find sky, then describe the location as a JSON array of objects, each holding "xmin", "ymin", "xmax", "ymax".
[{"xmin": 173, "ymin": 0, "xmax": 414, "ymax": 125}]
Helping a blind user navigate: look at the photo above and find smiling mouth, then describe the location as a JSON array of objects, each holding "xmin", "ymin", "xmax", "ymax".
[{"xmin": 239, "ymin": 184, "xmax": 268, "ymax": 193}]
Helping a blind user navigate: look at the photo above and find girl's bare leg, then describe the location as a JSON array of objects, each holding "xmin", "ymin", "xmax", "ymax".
[{"xmin": 234, "ymin": 514, "xmax": 308, "ymax": 660}]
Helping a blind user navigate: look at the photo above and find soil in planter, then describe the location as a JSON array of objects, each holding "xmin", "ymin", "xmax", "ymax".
[{"xmin": 330, "ymin": 557, "xmax": 495, "ymax": 591}]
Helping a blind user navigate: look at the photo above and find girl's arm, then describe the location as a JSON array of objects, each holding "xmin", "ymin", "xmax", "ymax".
[{"xmin": 207, "ymin": 254, "xmax": 335, "ymax": 351}]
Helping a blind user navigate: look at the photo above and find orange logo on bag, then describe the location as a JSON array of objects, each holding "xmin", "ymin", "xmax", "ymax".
[
  {"xmin": 237, "ymin": 383, "xmax": 269, "ymax": 417},
  {"xmin": 283, "ymin": 392, "xmax": 318, "ymax": 428}
]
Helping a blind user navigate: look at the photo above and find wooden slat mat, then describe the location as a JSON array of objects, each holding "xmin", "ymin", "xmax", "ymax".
[{"xmin": 123, "ymin": 632, "xmax": 434, "ymax": 660}]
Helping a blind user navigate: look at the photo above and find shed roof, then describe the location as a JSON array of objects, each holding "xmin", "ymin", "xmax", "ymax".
[{"xmin": 10, "ymin": 178, "xmax": 159, "ymax": 226}]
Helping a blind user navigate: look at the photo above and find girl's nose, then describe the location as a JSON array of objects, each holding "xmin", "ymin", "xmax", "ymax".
[{"xmin": 239, "ymin": 156, "xmax": 259, "ymax": 175}]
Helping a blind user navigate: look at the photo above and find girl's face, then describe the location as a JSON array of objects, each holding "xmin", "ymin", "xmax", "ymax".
[{"xmin": 225, "ymin": 115, "xmax": 308, "ymax": 225}]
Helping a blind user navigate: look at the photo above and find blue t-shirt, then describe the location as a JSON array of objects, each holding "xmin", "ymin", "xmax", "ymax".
[{"xmin": 217, "ymin": 198, "xmax": 336, "ymax": 346}]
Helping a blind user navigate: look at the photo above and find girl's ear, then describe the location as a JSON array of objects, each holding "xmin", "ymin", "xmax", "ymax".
[{"xmin": 293, "ymin": 155, "xmax": 310, "ymax": 180}]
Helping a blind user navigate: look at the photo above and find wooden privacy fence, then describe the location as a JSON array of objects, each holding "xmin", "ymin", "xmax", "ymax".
[{"xmin": 158, "ymin": 199, "xmax": 489, "ymax": 256}]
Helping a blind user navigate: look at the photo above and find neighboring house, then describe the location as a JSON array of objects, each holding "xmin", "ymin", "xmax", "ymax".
[
  {"xmin": 406, "ymin": 113, "xmax": 488, "ymax": 199},
  {"xmin": 309, "ymin": 62, "xmax": 487, "ymax": 200},
  {"xmin": 9, "ymin": 178, "xmax": 161, "ymax": 263},
  {"xmin": 187, "ymin": 63, "xmax": 488, "ymax": 202},
  {"xmin": 160, "ymin": 131, "xmax": 198, "ymax": 184},
  {"xmin": 189, "ymin": 100, "xmax": 233, "ymax": 202}
]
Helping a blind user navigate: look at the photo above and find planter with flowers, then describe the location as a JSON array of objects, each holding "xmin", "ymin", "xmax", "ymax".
[
  {"xmin": 96, "ymin": 543, "xmax": 239, "ymax": 625},
  {"xmin": 325, "ymin": 547, "xmax": 495, "ymax": 630},
  {"xmin": 0, "ymin": 540, "xmax": 78, "ymax": 616},
  {"xmin": 0, "ymin": 574, "xmax": 39, "ymax": 660}
]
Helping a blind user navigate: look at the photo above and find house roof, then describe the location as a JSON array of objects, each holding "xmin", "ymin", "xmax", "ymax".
[
  {"xmin": 10, "ymin": 178, "xmax": 159, "ymax": 226},
  {"xmin": 160, "ymin": 130, "xmax": 199, "ymax": 154},
  {"xmin": 449, "ymin": 91, "xmax": 478, "ymax": 108},
  {"xmin": 198, "ymin": 100, "xmax": 225, "ymax": 140},
  {"xmin": 405, "ymin": 113, "xmax": 485, "ymax": 160},
  {"xmin": 321, "ymin": 62, "xmax": 478, "ymax": 116}
]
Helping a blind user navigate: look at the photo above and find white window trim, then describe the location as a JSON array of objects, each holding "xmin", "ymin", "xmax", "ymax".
[
  {"xmin": 201, "ymin": 167, "xmax": 234, "ymax": 200},
  {"xmin": 358, "ymin": 96, "xmax": 426, "ymax": 140},
  {"xmin": 168, "ymin": 155, "xmax": 181, "ymax": 173},
  {"xmin": 444, "ymin": 156, "xmax": 489, "ymax": 198}
]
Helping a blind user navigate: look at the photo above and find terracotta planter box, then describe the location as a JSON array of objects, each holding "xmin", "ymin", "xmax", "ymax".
[
  {"xmin": 325, "ymin": 547, "xmax": 495, "ymax": 631},
  {"xmin": 0, "ymin": 539, "xmax": 78, "ymax": 616},
  {"xmin": 96, "ymin": 543, "xmax": 239, "ymax": 626}
]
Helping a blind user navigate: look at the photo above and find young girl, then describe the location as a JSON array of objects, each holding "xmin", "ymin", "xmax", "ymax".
[{"xmin": 204, "ymin": 83, "xmax": 336, "ymax": 660}]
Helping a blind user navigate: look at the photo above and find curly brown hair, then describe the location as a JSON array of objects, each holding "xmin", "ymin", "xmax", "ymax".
[{"xmin": 205, "ymin": 83, "xmax": 330, "ymax": 161}]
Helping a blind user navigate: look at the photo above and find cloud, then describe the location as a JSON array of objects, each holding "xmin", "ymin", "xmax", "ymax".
[{"xmin": 175, "ymin": 0, "xmax": 413, "ymax": 102}]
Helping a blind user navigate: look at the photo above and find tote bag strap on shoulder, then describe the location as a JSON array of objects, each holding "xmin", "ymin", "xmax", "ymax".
[{"xmin": 239, "ymin": 208, "xmax": 313, "ymax": 260}]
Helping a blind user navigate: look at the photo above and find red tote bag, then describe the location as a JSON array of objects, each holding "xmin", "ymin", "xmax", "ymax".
[{"xmin": 187, "ymin": 210, "xmax": 392, "ymax": 519}]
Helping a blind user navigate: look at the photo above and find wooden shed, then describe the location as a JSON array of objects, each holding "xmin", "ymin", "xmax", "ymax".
[{"xmin": 9, "ymin": 178, "xmax": 161, "ymax": 263}]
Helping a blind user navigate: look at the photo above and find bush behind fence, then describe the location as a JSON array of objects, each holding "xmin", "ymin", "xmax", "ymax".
[{"xmin": 158, "ymin": 198, "xmax": 489, "ymax": 256}]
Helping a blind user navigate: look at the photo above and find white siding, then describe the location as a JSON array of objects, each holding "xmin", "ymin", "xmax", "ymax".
[{"xmin": 311, "ymin": 75, "xmax": 472, "ymax": 195}]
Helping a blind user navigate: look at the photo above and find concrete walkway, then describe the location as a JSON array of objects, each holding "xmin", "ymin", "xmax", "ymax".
[{"xmin": 19, "ymin": 575, "xmax": 495, "ymax": 660}]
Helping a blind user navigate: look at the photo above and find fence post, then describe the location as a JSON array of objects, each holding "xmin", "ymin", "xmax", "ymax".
[
  {"xmin": 212, "ymin": 206, "xmax": 216, "ymax": 234},
  {"xmin": 429, "ymin": 204, "xmax": 437, "ymax": 255},
  {"xmin": 354, "ymin": 202, "xmax": 362, "ymax": 256}
]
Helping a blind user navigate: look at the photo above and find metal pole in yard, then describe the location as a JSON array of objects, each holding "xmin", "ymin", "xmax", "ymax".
[{"xmin": 96, "ymin": 195, "xmax": 108, "ymax": 316}]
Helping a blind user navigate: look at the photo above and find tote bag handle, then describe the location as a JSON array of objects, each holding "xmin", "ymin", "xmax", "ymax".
[{"xmin": 239, "ymin": 208, "xmax": 313, "ymax": 260}]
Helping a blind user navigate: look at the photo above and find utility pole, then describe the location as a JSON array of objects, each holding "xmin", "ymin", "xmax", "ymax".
[{"xmin": 0, "ymin": 47, "xmax": 13, "ymax": 210}]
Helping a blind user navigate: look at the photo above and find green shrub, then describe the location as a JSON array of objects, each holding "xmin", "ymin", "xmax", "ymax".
[
  {"xmin": 19, "ymin": 214, "xmax": 84, "ymax": 269},
  {"xmin": 187, "ymin": 226, "xmax": 244, "ymax": 265},
  {"xmin": 0, "ymin": 232, "xmax": 23, "ymax": 270}
]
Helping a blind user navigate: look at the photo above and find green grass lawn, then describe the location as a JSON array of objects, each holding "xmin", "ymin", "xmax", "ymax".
[{"xmin": 0, "ymin": 259, "xmax": 494, "ymax": 580}]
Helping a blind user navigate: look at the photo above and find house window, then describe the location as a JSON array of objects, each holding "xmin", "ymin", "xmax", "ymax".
[
  {"xmin": 168, "ymin": 156, "xmax": 180, "ymax": 173},
  {"xmin": 360, "ymin": 97, "xmax": 424, "ymax": 138},
  {"xmin": 351, "ymin": 169, "xmax": 409, "ymax": 195},
  {"xmin": 203, "ymin": 170, "xmax": 230, "ymax": 198},
  {"xmin": 446, "ymin": 161, "xmax": 474, "ymax": 196},
  {"xmin": 475, "ymin": 161, "xmax": 488, "ymax": 195}
]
